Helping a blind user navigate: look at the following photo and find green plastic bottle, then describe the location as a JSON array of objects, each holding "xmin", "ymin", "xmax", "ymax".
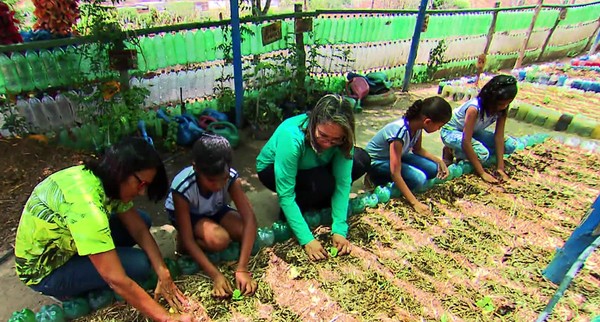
[
  {"xmin": 194, "ymin": 30, "xmax": 208, "ymax": 63},
  {"xmin": 164, "ymin": 257, "xmax": 182, "ymax": 278},
  {"xmin": 350, "ymin": 196, "xmax": 366, "ymax": 214},
  {"xmin": 257, "ymin": 227, "xmax": 275, "ymax": 247},
  {"xmin": 185, "ymin": 31, "xmax": 197, "ymax": 64},
  {"xmin": 364, "ymin": 193, "xmax": 379, "ymax": 208},
  {"xmin": 87, "ymin": 289, "xmax": 114, "ymax": 310},
  {"xmin": 204, "ymin": 28, "xmax": 217, "ymax": 61},
  {"xmin": 11, "ymin": 52, "xmax": 35, "ymax": 92},
  {"xmin": 7, "ymin": 308, "xmax": 36, "ymax": 322},
  {"xmin": 163, "ymin": 32, "xmax": 178, "ymax": 68},
  {"xmin": 39, "ymin": 49, "xmax": 62, "ymax": 88},
  {"xmin": 220, "ymin": 242, "xmax": 240, "ymax": 261},
  {"xmin": 272, "ymin": 221, "xmax": 292, "ymax": 242},
  {"xmin": 26, "ymin": 51, "xmax": 50, "ymax": 90},
  {"xmin": 304, "ymin": 211, "xmax": 321, "ymax": 229},
  {"xmin": 177, "ymin": 256, "xmax": 200, "ymax": 275},
  {"xmin": 35, "ymin": 304, "xmax": 65, "ymax": 322},
  {"xmin": 0, "ymin": 53, "xmax": 21, "ymax": 94},
  {"xmin": 140, "ymin": 36, "xmax": 158, "ymax": 71},
  {"xmin": 374, "ymin": 186, "xmax": 391, "ymax": 204},
  {"xmin": 63, "ymin": 297, "xmax": 91, "ymax": 320},
  {"xmin": 154, "ymin": 35, "xmax": 168, "ymax": 69},
  {"xmin": 213, "ymin": 27, "xmax": 225, "ymax": 60},
  {"xmin": 174, "ymin": 31, "xmax": 188, "ymax": 65}
]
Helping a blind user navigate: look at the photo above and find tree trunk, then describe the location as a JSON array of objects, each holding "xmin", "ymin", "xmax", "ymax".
[{"xmin": 252, "ymin": 0, "xmax": 272, "ymax": 16}]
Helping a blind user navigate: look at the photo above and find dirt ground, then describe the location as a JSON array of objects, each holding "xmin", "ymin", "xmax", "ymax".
[{"xmin": 0, "ymin": 84, "xmax": 597, "ymax": 320}]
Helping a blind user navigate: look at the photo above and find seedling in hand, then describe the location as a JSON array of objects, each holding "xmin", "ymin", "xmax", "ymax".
[
  {"xmin": 232, "ymin": 289, "xmax": 244, "ymax": 301},
  {"xmin": 329, "ymin": 247, "xmax": 338, "ymax": 257}
]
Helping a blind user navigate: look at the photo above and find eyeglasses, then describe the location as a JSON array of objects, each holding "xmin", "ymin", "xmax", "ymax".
[
  {"xmin": 315, "ymin": 128, "xmax": 345, "ymax": 145},
  {"xmin": 133, "ymin": 173, "xmax": 149, "ymax": 191}
]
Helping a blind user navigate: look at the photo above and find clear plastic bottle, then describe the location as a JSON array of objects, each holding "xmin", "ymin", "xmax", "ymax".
[
  {"xmin": 55, "ymin": 91, "xmax": 75, "ymax": 126},
  {"xmin": 41, "ymin": 93, "xmax": 63, "ymax": 129},
  {"xmin": 28, "ymin": 95, "xmax": 50, "ymax": 131},
  {"xmin": 15, "ymin": 95, "xmax": 36, "ymax": 130}
]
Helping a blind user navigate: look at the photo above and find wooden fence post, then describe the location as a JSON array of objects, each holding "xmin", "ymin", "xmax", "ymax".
[
  {"xmin": 538, "ymin": 7, "xmax": 567, "ymax": 61},
  {"xmin": 475, "ymin": 1, "xmax": 501, "ymax": 87},
  {"xmin": 514, "ymin": 0, "xmax": 544, "ymax": 68}
]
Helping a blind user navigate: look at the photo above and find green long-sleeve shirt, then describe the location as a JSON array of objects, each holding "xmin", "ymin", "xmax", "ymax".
[{"xmin": 256, "ymin": 114, "xmax": 353, "ymax": 245}]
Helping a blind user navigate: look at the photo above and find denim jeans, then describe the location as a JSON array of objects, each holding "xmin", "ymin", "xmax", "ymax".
[
  {"xmin": 368, "ymin": 153, "xmax": 438, "ymax": 190},
  {"xmin": 30, "ymin": 210, "xmax": 152, "ymax": 299},
  {"xmin": 440, "ymin": 128, "xmax": 517, "ymax": 162}
]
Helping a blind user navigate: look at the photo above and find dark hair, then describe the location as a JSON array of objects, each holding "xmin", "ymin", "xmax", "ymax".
[
  {"xmin": 305, "ymin": 94, "xmax": 355, "ymax": 158},
  {"xmin": 84, "ymin": 137, "xmax": 168, "ymax": 202},
  {"xmin": 192, "ymin": 133, "xmax": 233, "ymax": 176},
  {"xmin": 404, "ymin": 96, "xmax": 452, "ymax": 123},
  {"xmin": 478, "ymin": 74, "xmax": 518, "ymax": 119}
]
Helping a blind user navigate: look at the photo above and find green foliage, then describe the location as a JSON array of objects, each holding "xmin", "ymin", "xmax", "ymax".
[
  {"xmin": 413, "ymin": 40, "xmax": 447, "ymax": 83},
  {"xmin": 0, "ymin": 102, "xmax": 29, "ymax": 136},
  {"xmin": 451, "ymin": 0, "xmax": 471, "ymax": 9},
  {"xmin": 164, "ymin": 2, "xmax": 196, "ymax": 18}
]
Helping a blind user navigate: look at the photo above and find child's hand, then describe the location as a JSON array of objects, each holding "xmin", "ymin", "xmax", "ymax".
[
  {"xmin": 480, "ymin": 172, "xmax": 499, "ymax": 184},
  {"xmin": 304, "ymin": 240, "xmax": 328, "ymax": 261},
  {"xmin": 234, "ymin": 271, "xmax": 258, "ymax": 295},
  {"xmin": 497, "ymin": 169, "xmax": 509, "ymax": 182},
  {"xmin": 412, "ymin": 201, "xmax": 431, "ymax": 214},
  {"xmin": 437, "ymin": 161, "xmax": 449, "ymax": 180},
  {"xmin": 211, "ymin": 273, "xmax": 233, "ymax": 298},
  {"xmin": 332, "ymin": 234, "xmax": 352, "ymax": 256}
]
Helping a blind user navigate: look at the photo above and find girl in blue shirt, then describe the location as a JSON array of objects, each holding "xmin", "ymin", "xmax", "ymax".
[
  {"xmin": 365, "ymin": 96, "xmax": 452, "ymax": 213},
  {"xmin": 441, "ymin": 75, "xmax": 518, "ymax": 184}
]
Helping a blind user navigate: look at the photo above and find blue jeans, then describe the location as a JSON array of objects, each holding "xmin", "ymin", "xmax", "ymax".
[
  {"xmin": 369, "ymin": 153, "xmax": 438, "ymax": 190},
  {"xmin": 30, "ymin": 210, "xmax": 152, "ymax": 299},
  {"xmin": 440, "ymin": 128, "xmax": 517, "ymax": 162}
]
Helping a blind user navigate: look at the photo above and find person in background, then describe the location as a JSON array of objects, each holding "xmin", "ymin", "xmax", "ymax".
[
  {"xmin": 441, "ymin": 74, "xmax": 519, "ymax": 183},
  {"xmin": 256, "ymin": 94, "xmax": 371, "ymax": 261},
  {"xmin": 166, "ymin": 134, "xmax": 258, "ymax": 298},
  {"xmin": 365, "ymin": 96, "xmax": 452, "ymax": 213},
  {"xmin": 15, "ymin": 137, "xmax": 194, "ymax": 322}
]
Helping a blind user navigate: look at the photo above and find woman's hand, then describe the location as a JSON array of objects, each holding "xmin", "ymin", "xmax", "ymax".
[
  {"xmin": 211, "ymin": 272, "xmax": 233, "ymax": 298},
  {"xmin": 436, "ymin": 161, "xmax": 449, "ymax": 180},
  {"xmin": 154, "ymin": 271, "xmax": 187, "ymax": 313},
  {"xmin": 304, "ymin": 240, "xmax": 328, "ymax": 261},
  {"xmin": 497, "ymin": 169, "xmax": 509, "ymax": 182},
  {"xmin": 332, "ymin": 234, "xmax": 352, "ymax": 256},
  {"xmin": 480, "ymin": 171, "xmax": 499, "ymax": 184},
  {"xmin": 235, "ymin": 271, "xmax": 258, "ymax": 295}
]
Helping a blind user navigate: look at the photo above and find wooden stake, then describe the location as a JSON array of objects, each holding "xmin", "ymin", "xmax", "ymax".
[{"xmin": 514, "ymin": 0, "xmax": 544, "ymax": 69}]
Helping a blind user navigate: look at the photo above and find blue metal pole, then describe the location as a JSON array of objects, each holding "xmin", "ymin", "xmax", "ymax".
[
  {"xmin": 230, "ymin": 0, "xmax": 244, "ymax": 127},
  {"xmin": 402, "ymin": 0, "xmax": 429, "ymax": 92}
]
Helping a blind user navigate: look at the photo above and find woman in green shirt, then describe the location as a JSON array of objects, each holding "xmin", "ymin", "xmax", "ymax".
[
  {"xmin": 15, "ymin": 137, "xmax": 195, "ymax": 321},
  {"xmin": 256, "ymin": 94, "xmax": 370, "ymax": 261}
]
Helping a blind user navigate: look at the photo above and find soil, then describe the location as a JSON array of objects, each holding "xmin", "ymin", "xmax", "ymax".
[{"xmin": 0, "ymin": 137, "xmax": 91, "ymax": 258}]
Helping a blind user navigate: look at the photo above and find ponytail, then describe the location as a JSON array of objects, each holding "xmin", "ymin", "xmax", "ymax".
[{"xmin": 404, "ymin": 96, "xmax": 452, "ymax": 123}]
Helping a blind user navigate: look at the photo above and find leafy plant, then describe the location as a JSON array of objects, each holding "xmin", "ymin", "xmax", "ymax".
[
  {"xmin": 413, "ymin": 40, "xmax": 447, "ymax": 83},
  {"xmin": 475, "ymin": 296, "xmax": 495, "ymax": 314},
  {"xmin": 232, "ymin": 289, "xmax": 244, "ymax": 301},
  {"xmin": 0, "ymin": 103, "xmax": 28, "ymax": 136}
]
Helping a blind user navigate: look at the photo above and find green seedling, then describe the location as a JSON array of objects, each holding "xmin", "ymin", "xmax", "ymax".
[
  {"xmin": 476, "ymin": 296, "xmax": 495, "ymax": 314},
  {"xmin": 329, "ymin": 247, "xmax": 338, "ymax": 257},
  {"xmin": 232, "ymin": 289, "xmax": 244, "ymax": 301}
]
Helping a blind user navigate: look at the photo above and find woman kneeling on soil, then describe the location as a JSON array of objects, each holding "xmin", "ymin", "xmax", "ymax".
[
  {"xmin": 14, "ymin": 137, "xmax": 194, "ymax": 322},
  {"xmin": 440, "ymin": 74, "xmax": 518, "ymax": 184},
  {"xmin": 365, "ymin": 96, "xmax": 452, "ymax": 213},
  {"xmin": 256, "ymin": 94, "xmax": 371, "ymax": 261}
]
